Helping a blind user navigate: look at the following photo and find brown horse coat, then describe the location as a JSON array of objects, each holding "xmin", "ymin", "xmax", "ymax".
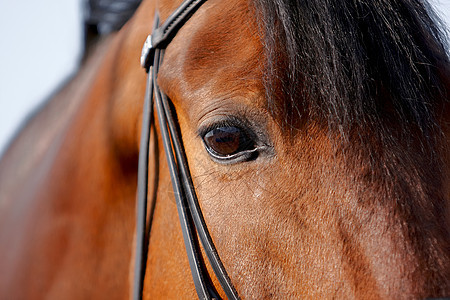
[{"xmin": 1, "ymin": 0, "xmax": 449, "ymax": 298}]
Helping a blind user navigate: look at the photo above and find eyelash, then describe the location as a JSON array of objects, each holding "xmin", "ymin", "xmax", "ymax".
[{"xmin": 198, "ymin": 118, "xmax": 246, "ymax": 140}]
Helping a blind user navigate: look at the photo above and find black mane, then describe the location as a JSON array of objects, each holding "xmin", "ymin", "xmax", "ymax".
[{"xmin": 253, "ymin": 0, "xmax": 449, "ymax": 141}]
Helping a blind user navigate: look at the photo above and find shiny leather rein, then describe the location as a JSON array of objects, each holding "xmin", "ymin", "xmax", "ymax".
[{"xmin": 134, "ymin": 1, "xmax": 240, "ymax": 299}]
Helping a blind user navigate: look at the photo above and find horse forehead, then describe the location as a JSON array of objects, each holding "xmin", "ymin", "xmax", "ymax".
[{"xmin": 158, "ymin": 0, "xmax": 265, "ymax": 112}]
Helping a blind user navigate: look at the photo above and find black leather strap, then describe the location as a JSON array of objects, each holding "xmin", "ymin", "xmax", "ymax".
[
  {"xmin": 157, "ymin": 69, "xmax": 239, "ymax": 300},
  {"xmin": 141, "ymin": 0, "xmax": 207, "ymax": 70},
  {"xmin": 133, "ymin": 14, "xmax": 160, "ymax": 300},
  {"xmin": 135, "ymin": 0, "xmax": 240, "ymax": 299},
  {"xmin": 153, "ymin": 48, "xmax": 219, "ymax": 300}
]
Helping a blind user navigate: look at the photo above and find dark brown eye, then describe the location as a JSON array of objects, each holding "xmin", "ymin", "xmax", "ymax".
[{"xmin": 202, "ymin": 126, "xmax": 256, "ymax": 162}]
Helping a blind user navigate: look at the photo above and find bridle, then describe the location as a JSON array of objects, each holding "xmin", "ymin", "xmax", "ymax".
[{"xmin": 133, "ymin": 0, "xmax": 240, "ymax": 299}]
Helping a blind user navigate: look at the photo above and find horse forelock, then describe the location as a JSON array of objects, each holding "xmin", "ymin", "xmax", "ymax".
[{"xmin": 252, "ymin": 0, "xmax": 450, "ymax": 138}]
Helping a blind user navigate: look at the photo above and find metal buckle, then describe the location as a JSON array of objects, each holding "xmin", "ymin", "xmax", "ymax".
[{"xmin": 140, "ymin": 34, "xmax": 154, "ymax": 70}]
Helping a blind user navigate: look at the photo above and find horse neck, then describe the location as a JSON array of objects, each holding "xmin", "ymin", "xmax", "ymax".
[{"xmin": 0, "ymin": 30, "xmax": 142, "ymax": 298}]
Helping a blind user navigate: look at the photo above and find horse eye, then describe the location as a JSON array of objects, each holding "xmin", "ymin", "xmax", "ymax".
[{"xmin": 202, "ymin": 126, "xmax": 256, "ymax": 162}]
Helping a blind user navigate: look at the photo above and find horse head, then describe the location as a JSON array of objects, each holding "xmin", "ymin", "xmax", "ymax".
[{"xmin": 0, "ymin": 0, "xmax": 449, "ymax": 298}]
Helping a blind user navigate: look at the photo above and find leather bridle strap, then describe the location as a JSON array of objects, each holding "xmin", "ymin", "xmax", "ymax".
[
  {"xmin": 134, "ymin": 0, "xmax": 239, "ymax": 299},
  {"xmin": 133, "ymin": 15, "xmax": 158, "ymax": 300},
  {"xmin": 154, "ymin": 47, "xmax": 222, "ymax": 300},
  {"xmin": 140, "ymin": 0, "xmax": 208, "ymax": 72}
]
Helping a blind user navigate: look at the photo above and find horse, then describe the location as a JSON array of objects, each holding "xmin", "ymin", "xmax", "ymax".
[{"xmin": 1, "ymin": 0, "xmax": 450, "ymax": 298}]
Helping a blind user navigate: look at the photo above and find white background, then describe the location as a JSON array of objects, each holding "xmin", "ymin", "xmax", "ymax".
[
  {"xmin": 0, "ymin": 0, "xmax": 82, "ymax": 155},
  {"xmin": 0, "ymin": 1, "xmax": 450, "ymax": 154}
]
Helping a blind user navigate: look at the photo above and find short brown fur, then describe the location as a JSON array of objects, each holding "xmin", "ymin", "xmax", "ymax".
[{"xmin": 0, "ymin": 0, "xmax": 449, "ymax": 299}]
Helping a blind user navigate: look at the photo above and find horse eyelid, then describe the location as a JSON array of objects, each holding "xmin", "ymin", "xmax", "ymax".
[
  {"xmin": 197, "ymin": 116, "xmax": 251, "ymax": 138},
  {"xmin": 204, "ymin": 146, "xmax": 261, "ymax": 165}
]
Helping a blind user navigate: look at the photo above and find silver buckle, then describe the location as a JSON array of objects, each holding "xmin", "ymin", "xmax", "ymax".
[{"xmin": 140, "ymin": 34, "xmax": 153, "ymax": 69}]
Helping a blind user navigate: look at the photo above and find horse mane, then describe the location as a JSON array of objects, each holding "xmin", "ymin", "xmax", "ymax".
[{"xmin": 253, "ymin": 0, "xmax": 450, "ymax": 142}]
